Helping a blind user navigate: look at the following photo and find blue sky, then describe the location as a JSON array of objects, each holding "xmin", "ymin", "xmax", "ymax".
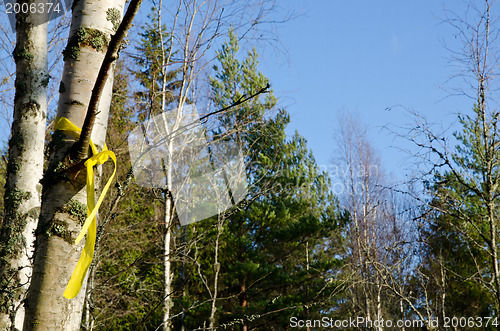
[
  {"xmin": 0, "ymin": 0, "xmax": 479, "ymax": 178},
  {"xmin": 259, "ymin": 0, "xmax": 474, "ymax": 177}
]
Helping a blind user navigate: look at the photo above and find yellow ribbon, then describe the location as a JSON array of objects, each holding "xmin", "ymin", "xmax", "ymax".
[{"xmin": 53, "ymin": 117, "xmax": 117, "ymax": 299}]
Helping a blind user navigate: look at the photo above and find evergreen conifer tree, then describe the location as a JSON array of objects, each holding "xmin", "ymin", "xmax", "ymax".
[{"xmin": 176, "ymin": 31, "xmax": 347, "ymax": 329}]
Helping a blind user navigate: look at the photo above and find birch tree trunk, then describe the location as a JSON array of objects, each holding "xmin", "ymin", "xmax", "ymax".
[
  {"xmin": 163, "ymin": 196, "xmax": 173, "ymax": 331},
  {"xmin": 0, "ymin": 2, "xmax": 48, "ymax": 329},
  {"xmin": 23, "ymin": 0, "xmax": 125, "ymax": 329},
  {"xmin": 157, "ymin": 4, "xmax": 175, "ymax": 329},
  {"xmin": 208, "ymin": 216, "xmax": 223, "ymax": 329}
]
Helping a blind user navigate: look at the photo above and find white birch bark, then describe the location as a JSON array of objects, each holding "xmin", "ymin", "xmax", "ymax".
[
  {"xmin": 158, "ymin": 2, "xmax": 179, "ymax": 328},
  {"xmin": 23, "ymin": 0, "xmax": 125, "ymax": 329},
  {"xmin": 163, "ymin": 197, "xmax": 173, "ymax": 331},
  {"xmin": 0, "ymin": 2, "xmax": 47, "ymax": 329},
  {"xmin": 209, "ymin": 217, "xmax": 223, "ymax": 329}
]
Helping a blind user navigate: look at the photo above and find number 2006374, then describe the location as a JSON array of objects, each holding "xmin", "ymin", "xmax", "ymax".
[
  {"xmin": 442, "ymin": 316, "xmax": 498, "ymax": 328},
  {"xmin": 5, "ymin": 2, "xmax": 61, "ymax": 14}
]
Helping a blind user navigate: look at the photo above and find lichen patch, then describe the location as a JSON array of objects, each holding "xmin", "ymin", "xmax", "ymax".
[{"xmin": 63, "ymin": 27, "xmax": 110, "ymax": 61}]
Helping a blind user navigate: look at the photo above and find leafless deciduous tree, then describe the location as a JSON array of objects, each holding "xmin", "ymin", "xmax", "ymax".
[
  {"xmin": 392, "ymin": 0, "xmax": 500, "ymax": 318},
  {"xmin": 333, "ymin": 111, "xmax": 427, "ymax": 328}
]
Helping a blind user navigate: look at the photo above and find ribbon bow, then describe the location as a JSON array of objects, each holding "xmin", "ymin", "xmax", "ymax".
[{"xmin": 53, "ymin": 117, "xmax": 117, "ymax": 299}]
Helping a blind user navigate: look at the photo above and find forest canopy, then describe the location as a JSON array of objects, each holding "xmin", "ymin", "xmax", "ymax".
[{"xmin": 1, "ymin": 0, "xmax": 500, "ymax": 330}]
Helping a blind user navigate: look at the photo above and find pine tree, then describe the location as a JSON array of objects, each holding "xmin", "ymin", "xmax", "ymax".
[
  {"xmin": 176, "ymin": 31, "xmax": 346, "ymax": 329},
  {"xmin": 422, "ymin": 106, "xmax": 500, "ymax": 319}
]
